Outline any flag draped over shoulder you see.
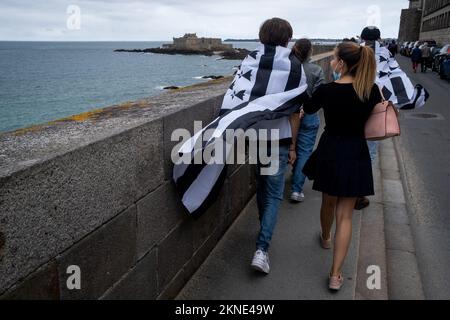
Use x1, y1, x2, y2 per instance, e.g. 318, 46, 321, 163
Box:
173, 44, 308, 218
371, 42, 429, 109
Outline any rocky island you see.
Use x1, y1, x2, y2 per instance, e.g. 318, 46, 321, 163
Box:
115, 33, 249, 60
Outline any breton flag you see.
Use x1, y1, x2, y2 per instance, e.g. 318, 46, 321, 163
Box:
173, 44, 308, 217
370, 41, 429, 109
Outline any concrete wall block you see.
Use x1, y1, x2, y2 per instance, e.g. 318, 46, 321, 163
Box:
56, 205, 137, 300
158, 269, 185, 300
101, 248, 158, 300
182, 224, 226, 287
130, 120, 166, 199
163, 96, 222, 179
157, 221, 194, 291
188, 176, 229, 252
190, 207, 221, 253
228, 164, 252, 222
227, 145, 250, 179
212, 95, 226, 117
1, 260, 59, 300
0, 119, 163, 294
136, 182, 186, 259
244, 164, 257, 204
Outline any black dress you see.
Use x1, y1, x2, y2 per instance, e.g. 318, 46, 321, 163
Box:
302, 82, 382, 197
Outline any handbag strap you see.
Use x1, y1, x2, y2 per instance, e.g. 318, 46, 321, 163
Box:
377, 84, 386, 102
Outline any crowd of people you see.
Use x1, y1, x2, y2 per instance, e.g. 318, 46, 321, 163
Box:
410, 42, 432, 73
248, 21, 420, 292
176, 19, 423, 293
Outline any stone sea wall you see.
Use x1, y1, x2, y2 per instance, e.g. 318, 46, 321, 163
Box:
0, 52, 333, 300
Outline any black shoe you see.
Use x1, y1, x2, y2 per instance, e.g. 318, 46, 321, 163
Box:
354, 197, 370, 210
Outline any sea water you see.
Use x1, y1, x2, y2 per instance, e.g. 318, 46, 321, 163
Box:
0, 41, 260, 133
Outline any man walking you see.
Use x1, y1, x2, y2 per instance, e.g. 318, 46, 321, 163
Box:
388, 40, 398, 57
411, 44, 422, 73
421, 42, 431, 73
357, 26, 425, 210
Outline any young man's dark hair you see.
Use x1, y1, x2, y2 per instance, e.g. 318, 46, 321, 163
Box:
259, 17, 293, 47
360, 26, 381, 41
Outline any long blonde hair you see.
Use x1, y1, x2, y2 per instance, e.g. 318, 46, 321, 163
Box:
336, 42, 376, 101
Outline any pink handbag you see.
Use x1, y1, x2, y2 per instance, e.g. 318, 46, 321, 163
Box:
365, 94, 400, 141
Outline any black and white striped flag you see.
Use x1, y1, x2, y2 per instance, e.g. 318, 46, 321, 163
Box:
371, 42, 429, 108
400, 84, 430, 110
173, 44, 308, 217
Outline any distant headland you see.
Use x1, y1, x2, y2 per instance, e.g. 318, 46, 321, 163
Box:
224, 38, 342, 44
115, 33, 250, 60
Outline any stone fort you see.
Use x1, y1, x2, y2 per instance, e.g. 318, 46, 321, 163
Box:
162, 33, 233, 51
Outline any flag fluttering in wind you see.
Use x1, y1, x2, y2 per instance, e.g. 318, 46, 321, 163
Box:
173, 44, 308, 218
372, 42, 429, 109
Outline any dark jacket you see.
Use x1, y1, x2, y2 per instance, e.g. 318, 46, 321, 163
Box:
411, 48, 422, 62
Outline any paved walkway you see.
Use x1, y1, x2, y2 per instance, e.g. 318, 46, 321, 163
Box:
176, 130, 385, 300
175, 56, 438, 300
391, 56, 450, 299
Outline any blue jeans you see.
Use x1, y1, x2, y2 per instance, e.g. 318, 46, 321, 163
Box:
255, 144, 289, 252
291, 114, 320, 193
367, 140, 379, 163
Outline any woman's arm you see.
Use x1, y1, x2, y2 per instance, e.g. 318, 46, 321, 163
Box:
303, 85, 324, 114
287, 90, 310, 164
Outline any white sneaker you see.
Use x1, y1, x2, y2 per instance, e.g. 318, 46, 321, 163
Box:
251, 249, 270, 274
290, 192, 305, 203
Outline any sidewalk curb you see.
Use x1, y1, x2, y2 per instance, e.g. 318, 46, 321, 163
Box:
380, 138, 425, 300
355, 151, 389, 300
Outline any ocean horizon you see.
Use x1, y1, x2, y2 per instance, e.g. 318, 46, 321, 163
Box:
0, 41, 266, 133
0, 40, 336, 133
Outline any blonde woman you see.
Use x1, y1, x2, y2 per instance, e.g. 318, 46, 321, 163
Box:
302, 42, 381, 291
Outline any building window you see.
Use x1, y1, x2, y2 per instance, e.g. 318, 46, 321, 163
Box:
423, 0, 450, 17
422, 8, 450, 31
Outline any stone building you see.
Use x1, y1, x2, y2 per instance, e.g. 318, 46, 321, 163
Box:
420, 0, 450, 45
398, 0, 450, 45
398, 0, 425, 43
163, 33, 233, 51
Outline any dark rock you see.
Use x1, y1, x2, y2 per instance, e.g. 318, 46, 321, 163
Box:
115, 48, 214, 56
114, 47, 250, 60
219, 49, 250, 60
202, 75, 224, 80
163, 86, 180, 90
114, 49, 144, 53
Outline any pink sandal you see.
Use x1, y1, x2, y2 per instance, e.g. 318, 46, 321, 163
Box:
329, 273, 344, 291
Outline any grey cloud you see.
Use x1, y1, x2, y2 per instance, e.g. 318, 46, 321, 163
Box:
0, 0, 408, 41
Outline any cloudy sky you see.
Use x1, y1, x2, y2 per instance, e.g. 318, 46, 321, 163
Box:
0, 0, 410, 41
